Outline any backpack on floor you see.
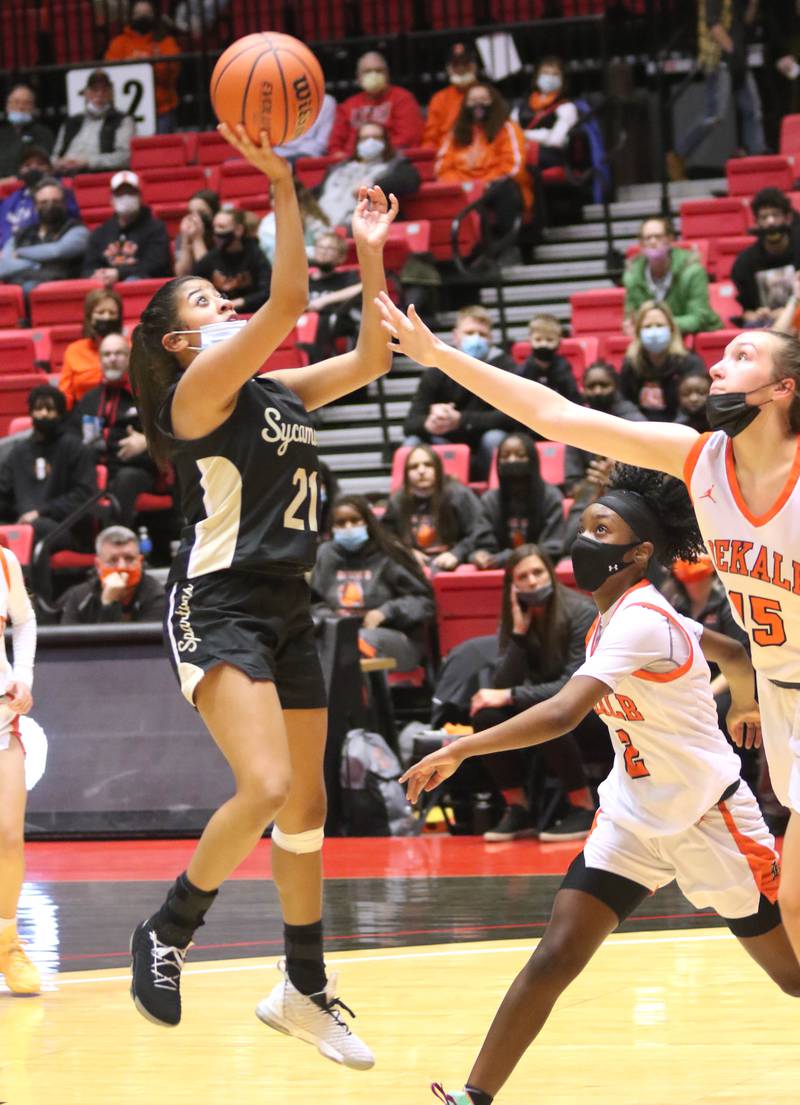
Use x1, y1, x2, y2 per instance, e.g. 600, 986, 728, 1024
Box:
339, 728, 416, 837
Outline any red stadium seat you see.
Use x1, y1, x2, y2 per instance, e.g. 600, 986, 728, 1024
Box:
707, 281, 742, 327
80, 205, 115, 232
117, 279, 173, 322
710, 235, 755, 281
342, 221, 432, 272
433, 569, 504, 656
47, 324, 83, 373
294, 156, 339, 190
261, 348, 310, 372
196, 130, 237, 167
152, 202, 187, 238
0, 332, 37, 374
217, 160, 269, 208
569, 288, 625, 336
72, 173, 114, 212
140, 167, 206, 206
135, 465, 174, 516
0, 525, 34, 565
598, 333, 631, 371
0, 286, 25, 328
780, 114, 800, 158
30, 280, 101, 327
7, 416, 31, 435
726, 155, 795, 197
679, 197, 749, 240
131, 135, 190, 171
404, 146, 436, 182
0, 375, 49, 435
390, 444, 471, 493
401, 182, 483, 262
692, 328, 744, 369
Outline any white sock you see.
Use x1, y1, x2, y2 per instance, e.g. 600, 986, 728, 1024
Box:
0, 916, 16, 935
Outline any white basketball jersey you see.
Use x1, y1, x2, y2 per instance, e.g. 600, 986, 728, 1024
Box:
684, 431, 800, 683
0, 545, 35, 692
575, 581, 741, 837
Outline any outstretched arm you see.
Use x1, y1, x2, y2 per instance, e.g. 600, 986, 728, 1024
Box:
376, 295, 698, 481
399, 674, 607, 803
271, 186, 399, 411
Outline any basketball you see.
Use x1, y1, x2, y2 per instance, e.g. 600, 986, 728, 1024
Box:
210, 32, 325, 147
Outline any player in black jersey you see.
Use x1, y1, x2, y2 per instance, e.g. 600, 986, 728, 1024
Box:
126, 122, 398, 1069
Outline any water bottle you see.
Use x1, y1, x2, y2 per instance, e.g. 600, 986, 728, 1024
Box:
471, 792, 494, 836
34, 457, 46, 481
137, 525, 152, 563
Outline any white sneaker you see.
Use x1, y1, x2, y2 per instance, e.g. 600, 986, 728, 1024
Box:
255, 960, 375, 1070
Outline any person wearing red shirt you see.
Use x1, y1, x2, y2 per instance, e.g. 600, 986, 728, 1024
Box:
422, 42, 480, 151
327, 52, 423, 159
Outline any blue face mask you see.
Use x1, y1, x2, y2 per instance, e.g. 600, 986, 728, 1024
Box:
7, 111, 33, 126
640, 325, 671, 354
460, 333, 490, 360
333, 524, 369, 553
537, 74, 562, 95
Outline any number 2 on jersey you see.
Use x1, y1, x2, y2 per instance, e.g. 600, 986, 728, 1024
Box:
284, 468, 319, 532
728, 590, 787, 647
616, 728, 650, 779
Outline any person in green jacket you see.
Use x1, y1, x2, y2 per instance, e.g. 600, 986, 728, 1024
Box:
623, 215, 722, 335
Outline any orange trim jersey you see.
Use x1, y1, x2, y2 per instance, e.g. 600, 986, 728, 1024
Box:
684, 429, 800, 682
575, 582, 740, 837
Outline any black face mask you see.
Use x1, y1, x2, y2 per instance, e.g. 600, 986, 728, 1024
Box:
516, 582, 553, 610
21, 168, 44, 189
214, 231, 236, 251
498, 459, 530, 480
467, 104, 489, 122
585, 391, 615, 413
316, 260, 336, 274
532, 345, 556, 365
38, 204, 67, 228
92, 317, 121, 338
31, 415, 61, 441
705, 390, 769, 438
753, 224, 790, 245
131, 16, 155, 33
570, 534, 640, 592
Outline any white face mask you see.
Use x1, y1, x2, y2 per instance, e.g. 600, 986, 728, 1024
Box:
170, 319, 247, 352
537, 73, 562, 95
86, 100, 111, 117
102, 366, 126, 382
113, 194, 140, 217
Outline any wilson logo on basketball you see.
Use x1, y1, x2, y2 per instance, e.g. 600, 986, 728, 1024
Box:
258, 81, 273, 128
293, 74, 313, 134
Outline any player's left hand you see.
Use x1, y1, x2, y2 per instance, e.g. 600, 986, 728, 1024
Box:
727, 699, 762, 750
351, 186, 399, 252
4, 681, 32, 715
377, 293, 443, 367
399, 742, 465, 804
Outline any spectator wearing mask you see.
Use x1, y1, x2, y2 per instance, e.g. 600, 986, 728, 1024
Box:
0, 385, 96, 552
0, 177, 89, 291
422, 42, 480, 151
173, 188, 219, 278
436, 82, 532, 251
563, 361, 645, 496
52, 69, 134, 175
83, 170, 171, 287
0, 146, 80, 249
731, 187, 800, 326
73, 332, 158, 529
402, 305, 518, 479
0, 84, 54, 183
192, 205, 270, 314
318, 122, 420, 231
60, 525, 165, 624
674, 370, 712, 433
469, 433, 565, 569
383, 445, 487, 572
305, 231, 362, 362
328, 51, 423, 158
105, 1, 181, 134
623, 215, 722, 335
274, 93, 337, 162
518, 313, 580, 404
257, 180, 330, 266
59, 288, 124, 410
619, 300, 706, 421
514, 56, 578, 170
469, 544, 599, 841
311, 495, 435, 672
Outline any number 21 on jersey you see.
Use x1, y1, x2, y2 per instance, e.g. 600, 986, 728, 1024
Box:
284, 467, 319, 532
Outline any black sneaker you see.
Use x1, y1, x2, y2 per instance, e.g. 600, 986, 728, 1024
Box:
483, 804, 536, 842
130, 920, 191, 1027
538, 806, 595, 842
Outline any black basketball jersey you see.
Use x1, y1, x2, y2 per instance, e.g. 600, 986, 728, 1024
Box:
159, 374, 320, 580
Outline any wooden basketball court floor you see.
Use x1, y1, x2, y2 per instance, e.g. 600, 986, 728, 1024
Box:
3, 836, 799, 1105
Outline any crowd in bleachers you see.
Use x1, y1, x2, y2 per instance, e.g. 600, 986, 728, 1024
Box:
2, 2, 799, 838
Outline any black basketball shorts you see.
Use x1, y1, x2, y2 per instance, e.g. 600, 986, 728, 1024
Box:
164, 569, 327, 710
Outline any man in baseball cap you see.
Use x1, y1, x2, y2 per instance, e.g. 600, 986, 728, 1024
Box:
53, 67, 134, 175
82, 164, 170, 287
422, 42, 480, 150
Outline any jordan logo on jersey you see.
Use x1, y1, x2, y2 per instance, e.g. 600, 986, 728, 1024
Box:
261, 406, 318, 456
699, 484, 716, 503
175, 584, 202, 653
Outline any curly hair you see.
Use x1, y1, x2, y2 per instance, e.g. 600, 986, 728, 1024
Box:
606, 463, 706, 566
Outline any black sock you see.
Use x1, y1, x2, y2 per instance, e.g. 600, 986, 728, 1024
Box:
464, 1086, 493, 1105
149, 871, 218, 948
284, 920, 326, 998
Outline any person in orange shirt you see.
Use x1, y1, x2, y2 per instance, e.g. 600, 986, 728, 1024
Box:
58, 288, 123, 410
422, 42, 480, 151
436, 82, 532, 259
105, 1, 181, 133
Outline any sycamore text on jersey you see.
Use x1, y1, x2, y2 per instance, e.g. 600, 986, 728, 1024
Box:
261, 407, 319, 456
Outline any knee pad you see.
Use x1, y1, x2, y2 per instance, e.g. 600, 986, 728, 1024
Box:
271, 824, 324, 854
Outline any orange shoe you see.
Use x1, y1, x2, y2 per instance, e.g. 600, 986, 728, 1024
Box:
0, 925, 41, 995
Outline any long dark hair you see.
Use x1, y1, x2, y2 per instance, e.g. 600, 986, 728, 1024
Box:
453, 82, 509, 146
128, 275, 196, 467
496, 433, 547, 546
498, 543, 570, 680
395, 444, 461, 549
332, 493, 432, 590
